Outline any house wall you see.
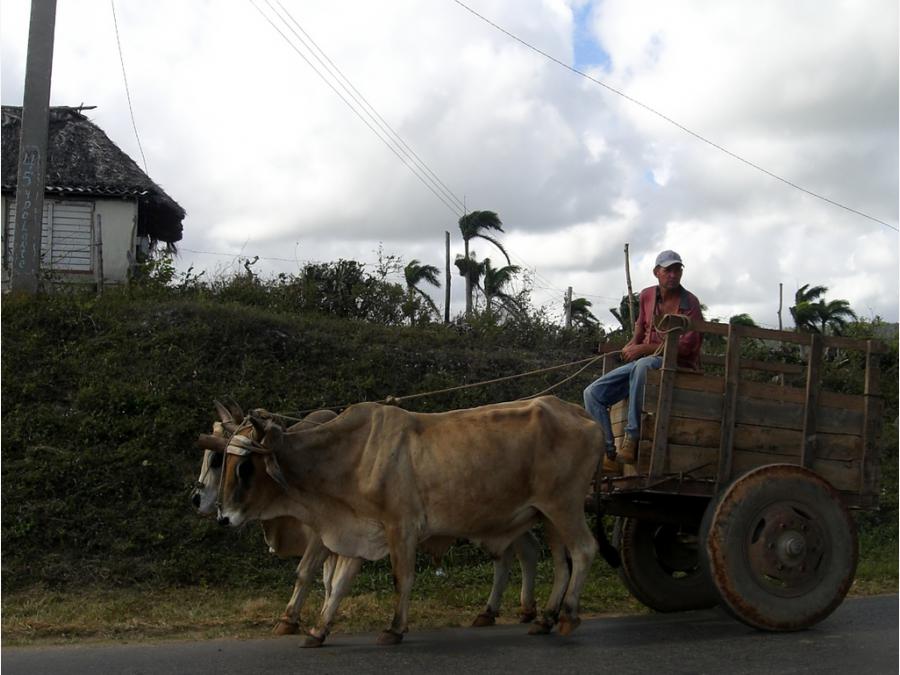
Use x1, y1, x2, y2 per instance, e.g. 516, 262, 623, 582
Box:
95, 199, 137, 284
1, 195, 137, 287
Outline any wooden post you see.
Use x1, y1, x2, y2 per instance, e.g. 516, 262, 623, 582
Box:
564, 286, 572, 328
11, 0, 57, 293
444, 230, 450, 323
716, 323, 743, 490
624, 243, 635, 336
800, 333, 823, 468
649, 328, 680, 478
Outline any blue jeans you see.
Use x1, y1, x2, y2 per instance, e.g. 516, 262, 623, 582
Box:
583, 356, 662, 456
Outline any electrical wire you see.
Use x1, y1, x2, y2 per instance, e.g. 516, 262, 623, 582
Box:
110, 0, 148, 174
452, 0, 898, 233
248, 0, 464, 218
271, 0, 466, 215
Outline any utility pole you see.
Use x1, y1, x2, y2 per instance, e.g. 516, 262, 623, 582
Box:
777, 282, 784, 331
564, 286, 572, 328
11, 0, 57, 294
444, 231, 451, 323
624, 243, 635, 336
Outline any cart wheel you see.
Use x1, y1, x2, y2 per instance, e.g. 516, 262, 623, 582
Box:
706, 464, 858, 631
615, 516, 719, 612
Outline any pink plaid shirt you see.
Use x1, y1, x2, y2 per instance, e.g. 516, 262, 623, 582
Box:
633, 285, 703, 370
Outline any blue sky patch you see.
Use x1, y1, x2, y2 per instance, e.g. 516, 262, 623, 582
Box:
572, 2, 611, 71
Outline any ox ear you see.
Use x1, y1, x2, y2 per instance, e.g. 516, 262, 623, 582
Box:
263, 455, 290, 492
259, 422, 289, 491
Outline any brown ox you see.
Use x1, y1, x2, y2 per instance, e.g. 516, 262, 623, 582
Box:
214, 396, 601, 645
194, 402, 539, 645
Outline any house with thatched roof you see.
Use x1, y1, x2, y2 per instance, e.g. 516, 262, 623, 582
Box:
1, 105, 184, 287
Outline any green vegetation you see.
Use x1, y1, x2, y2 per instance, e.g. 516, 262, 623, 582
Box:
2, 261, 896, 645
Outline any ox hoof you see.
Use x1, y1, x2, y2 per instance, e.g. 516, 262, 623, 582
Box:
557, 616, 582, 636
527, 619, 554, 636
273, 620, 299, 636
518, 606, 538, 624
472, 611, 498, 627
302, 634, 325, 648
376, 629, 404, 646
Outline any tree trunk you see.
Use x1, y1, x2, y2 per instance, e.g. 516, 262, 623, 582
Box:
464, 239, 472, 318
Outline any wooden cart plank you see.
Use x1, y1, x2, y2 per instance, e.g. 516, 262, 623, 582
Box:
649, 330, 681, 478
861, 340, 883, 499
801, 334, 823, 468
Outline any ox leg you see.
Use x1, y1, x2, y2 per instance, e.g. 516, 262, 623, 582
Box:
473, 547, 515, 627
304, 555, 363, 648
274, 541, 331, 635
513, 531, 539, 623
529, 522, 568, 635
544, 509, 598, 637
322, 554, 338, 606
378, 530, 417, 645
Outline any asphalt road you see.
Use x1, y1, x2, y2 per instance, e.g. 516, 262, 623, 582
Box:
4, 595, 897, 675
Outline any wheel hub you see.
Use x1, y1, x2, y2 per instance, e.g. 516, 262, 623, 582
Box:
746, 504, 827, 595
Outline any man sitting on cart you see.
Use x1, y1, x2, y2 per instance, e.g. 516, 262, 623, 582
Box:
583, 250, 703, 467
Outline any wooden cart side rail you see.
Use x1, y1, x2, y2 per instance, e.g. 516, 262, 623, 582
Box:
688, 318, 888, 353
639, 316, 884, 502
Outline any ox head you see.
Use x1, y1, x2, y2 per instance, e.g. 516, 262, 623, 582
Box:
207, 416, 291, 528
191, 400, 244, 515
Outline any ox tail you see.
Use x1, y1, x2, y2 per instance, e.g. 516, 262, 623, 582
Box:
592, 492, 621, 568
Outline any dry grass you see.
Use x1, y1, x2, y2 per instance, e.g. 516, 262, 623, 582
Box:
3, 541, 894, 647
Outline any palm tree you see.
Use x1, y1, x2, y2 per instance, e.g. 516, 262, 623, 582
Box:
816, 298, 856, 335
790, 284, 828, 332
403, 259, 441, 323
790, 284, 856, 334
569, 297, 599, 329
454, 253, 486, 313
729, 313, 757, 327
458, 211, 510, 317
609, 292, 640, 335
480, 258, 521, 316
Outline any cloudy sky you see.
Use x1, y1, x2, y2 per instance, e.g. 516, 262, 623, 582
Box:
2, 0, 897, 328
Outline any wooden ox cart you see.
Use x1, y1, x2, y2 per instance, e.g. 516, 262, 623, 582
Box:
593, 316, 885, 631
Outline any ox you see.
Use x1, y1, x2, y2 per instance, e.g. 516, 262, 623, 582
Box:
193, 402, 539, 645
214, 396, 602, 645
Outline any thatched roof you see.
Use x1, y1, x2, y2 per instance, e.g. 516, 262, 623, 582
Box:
1, 105, 184, 244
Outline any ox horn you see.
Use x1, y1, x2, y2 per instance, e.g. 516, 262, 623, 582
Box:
196, 433, 229, 453
224, 397, 245, 423
213, 399, 241, 433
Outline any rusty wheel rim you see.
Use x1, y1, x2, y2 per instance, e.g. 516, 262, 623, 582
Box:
744, 502, 829, 598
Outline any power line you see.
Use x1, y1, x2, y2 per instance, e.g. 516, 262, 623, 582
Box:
270, 0, 466, 215
110, 0, 148, 174
452, 0, 898, 233
248, 0, 464, 218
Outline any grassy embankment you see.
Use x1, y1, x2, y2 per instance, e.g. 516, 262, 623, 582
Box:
2, 289, 896, 646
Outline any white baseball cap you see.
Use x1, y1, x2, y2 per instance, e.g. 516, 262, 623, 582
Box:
655, 250, 683, 268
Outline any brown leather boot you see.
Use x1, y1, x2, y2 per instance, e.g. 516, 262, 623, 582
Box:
601, 454, 622, 475
617, 435, 637, 464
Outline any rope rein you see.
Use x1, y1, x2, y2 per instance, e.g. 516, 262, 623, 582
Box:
267, 314, 693, 424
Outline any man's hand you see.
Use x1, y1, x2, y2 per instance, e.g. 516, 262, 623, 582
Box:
621, 342, 656, 362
